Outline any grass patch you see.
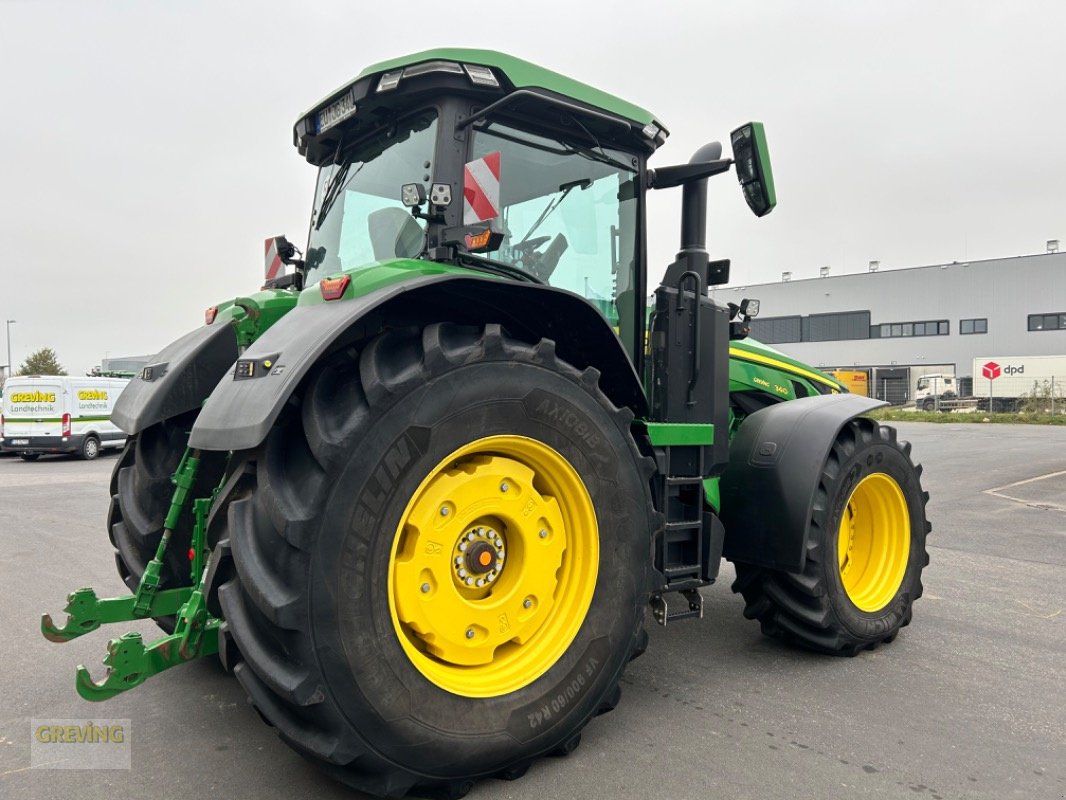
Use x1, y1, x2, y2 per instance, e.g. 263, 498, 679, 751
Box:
868, 409, 1066, 425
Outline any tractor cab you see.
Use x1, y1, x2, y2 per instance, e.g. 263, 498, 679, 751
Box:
289, 49, 773, 368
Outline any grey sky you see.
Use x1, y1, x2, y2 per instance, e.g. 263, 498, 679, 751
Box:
2, 1, 1063, 375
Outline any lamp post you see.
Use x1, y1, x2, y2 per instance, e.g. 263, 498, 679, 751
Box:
5, 319, 15, 378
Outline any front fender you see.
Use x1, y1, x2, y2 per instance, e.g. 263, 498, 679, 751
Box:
112, 322, 240, 435
189, 273, 646, 452
719, 393, 886, 571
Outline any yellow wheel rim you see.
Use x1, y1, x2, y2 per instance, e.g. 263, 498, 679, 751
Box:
387, 435, 598, 697
836, 473, 910, 612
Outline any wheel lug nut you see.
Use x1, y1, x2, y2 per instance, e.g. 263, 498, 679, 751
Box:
440, 506, 450, 517
466, 628, 475, 639
476, 578, 484, 587
523, 597, 533, 609
500, 482, 509, 492
465, 577, 474, 586
459, 542, 467, 551
458, 569, 467, 578
468, 532, 476, 541
539, 529, 548, 539
420, 583, 431, 593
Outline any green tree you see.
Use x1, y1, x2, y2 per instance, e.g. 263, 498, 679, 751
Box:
18, 347, 67, 376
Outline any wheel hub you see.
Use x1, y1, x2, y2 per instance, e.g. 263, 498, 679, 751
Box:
455, 526, 505, 584
837, 472, 910, 612
388, 435, 598, 697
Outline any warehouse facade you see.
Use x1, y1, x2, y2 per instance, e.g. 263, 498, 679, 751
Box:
719, 250, 1066, 404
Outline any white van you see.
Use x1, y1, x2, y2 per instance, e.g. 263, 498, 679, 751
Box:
0, 375, 130, 460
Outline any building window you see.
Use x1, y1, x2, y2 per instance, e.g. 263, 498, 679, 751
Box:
877, 319, 948, 338
960, 318, 988, 335
1028, 313, 1066, 331
805, 311, 871, 342
748, 315, 802, 344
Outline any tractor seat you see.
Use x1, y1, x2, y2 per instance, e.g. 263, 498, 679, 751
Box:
368, 207, 425, 261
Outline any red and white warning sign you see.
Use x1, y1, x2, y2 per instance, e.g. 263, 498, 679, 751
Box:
982, 361, 1001, 380
264, 237, 284, 281
463, 151, 501, 225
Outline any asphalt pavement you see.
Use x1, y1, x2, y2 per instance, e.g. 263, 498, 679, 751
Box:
1, 422, 1063, 800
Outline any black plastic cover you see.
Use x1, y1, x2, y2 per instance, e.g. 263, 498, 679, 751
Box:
648, 286, 730, 477
111, 322, 239, 435
719, 393, 886, 571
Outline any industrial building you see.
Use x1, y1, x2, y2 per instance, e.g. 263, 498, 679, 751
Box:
720, 246, 1066, 405
92, 354, 153, 377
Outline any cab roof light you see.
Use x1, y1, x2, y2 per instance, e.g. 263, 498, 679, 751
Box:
377, 70, 403, 92
641, 121, 669, 145
377, 60, 497, 93
319, 275, 351, 301
463, 64, 499, 87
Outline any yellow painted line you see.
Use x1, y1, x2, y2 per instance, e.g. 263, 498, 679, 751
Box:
729, 347, 840, 389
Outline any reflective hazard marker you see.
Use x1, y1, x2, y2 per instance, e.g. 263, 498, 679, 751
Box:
463, 151, 501, 225
264, 237, 284, 281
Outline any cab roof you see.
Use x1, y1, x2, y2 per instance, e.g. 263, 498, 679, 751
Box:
354, 48, 660, 128
295, 49, 668, 164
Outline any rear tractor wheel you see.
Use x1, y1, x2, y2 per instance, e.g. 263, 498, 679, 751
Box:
732, 418, 930, 655
217, 323, 655, 798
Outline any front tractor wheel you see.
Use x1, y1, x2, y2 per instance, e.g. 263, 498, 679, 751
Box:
732, 418, 930, 655
218, 323, 654, 798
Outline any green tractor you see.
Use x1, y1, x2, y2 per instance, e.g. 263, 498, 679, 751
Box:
43, 49, 929, 798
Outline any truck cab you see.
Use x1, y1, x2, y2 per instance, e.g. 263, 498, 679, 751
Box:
915, 372, 957, 411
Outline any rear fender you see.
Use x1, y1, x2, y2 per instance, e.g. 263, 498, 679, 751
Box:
189, 274, 646, 452
719, 394, 886, 571
111, 322, 240, 435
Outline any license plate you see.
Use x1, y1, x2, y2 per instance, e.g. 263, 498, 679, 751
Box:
316, 91, 357, 133
11, 439, 29, 445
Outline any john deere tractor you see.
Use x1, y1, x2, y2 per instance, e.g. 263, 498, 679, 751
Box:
42, 49, 929, 798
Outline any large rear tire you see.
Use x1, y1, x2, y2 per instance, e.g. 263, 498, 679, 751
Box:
217, 323, 654, 798
731, 418, 930, 655
108, 410, 224, 630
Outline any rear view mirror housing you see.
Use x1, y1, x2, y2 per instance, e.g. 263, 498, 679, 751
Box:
730, 122, 776, 217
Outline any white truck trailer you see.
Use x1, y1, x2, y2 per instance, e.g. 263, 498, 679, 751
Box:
914, 355, 1066, 412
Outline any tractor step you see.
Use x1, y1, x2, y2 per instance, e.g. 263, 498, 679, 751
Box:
650, 589, 704, 625
650, 463, 725, 594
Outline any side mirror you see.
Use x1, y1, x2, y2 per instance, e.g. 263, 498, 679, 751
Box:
730, 122, 776, 217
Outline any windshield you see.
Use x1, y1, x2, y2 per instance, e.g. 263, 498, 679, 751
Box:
470, 123, 640, 355
305, 111, 438, 284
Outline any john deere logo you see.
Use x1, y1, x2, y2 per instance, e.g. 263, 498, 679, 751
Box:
982, 362, 1001, 380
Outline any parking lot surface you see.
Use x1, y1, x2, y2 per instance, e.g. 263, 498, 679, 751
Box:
1, 422, 1063, 799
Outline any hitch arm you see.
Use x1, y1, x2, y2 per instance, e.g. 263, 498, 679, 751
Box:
41, 587, 192, 642
74, 617, 220, 702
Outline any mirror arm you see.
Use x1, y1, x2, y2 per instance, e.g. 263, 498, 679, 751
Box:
646, 159, 732, 190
